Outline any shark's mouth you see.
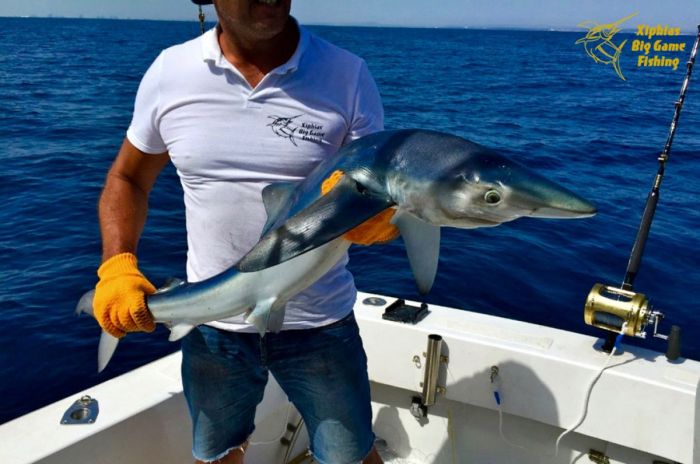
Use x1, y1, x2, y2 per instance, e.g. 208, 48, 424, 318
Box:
444, 216, 504, 228
255, 0, 280, 5
465, 218, 502, 227
441, 210, 505, 228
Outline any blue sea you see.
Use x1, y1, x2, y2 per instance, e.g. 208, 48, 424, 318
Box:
1, 17, 699, 424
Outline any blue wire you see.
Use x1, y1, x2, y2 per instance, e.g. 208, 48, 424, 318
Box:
614, 332, 624, 349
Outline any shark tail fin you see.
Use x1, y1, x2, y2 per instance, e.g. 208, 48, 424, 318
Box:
76, 289, 96, 317
76, 289, 120, 372
98, 331, 120, 373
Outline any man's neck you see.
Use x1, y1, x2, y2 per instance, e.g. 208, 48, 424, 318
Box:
217, 19, 299, 86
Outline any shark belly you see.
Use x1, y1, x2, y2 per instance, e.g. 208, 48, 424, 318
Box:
147, 238, 352, 330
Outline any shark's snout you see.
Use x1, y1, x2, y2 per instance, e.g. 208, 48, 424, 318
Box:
509, 174, 597, 219
529, 201, 597, 219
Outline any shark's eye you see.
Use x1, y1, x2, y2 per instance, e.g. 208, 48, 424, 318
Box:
484, 190, 501, 205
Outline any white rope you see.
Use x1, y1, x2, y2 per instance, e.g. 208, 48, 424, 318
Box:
553, 323, 627, 456
496, 405, 528, 451
491, 323, 627, 460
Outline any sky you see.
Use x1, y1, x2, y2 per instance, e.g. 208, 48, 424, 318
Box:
0, 0, 698, 32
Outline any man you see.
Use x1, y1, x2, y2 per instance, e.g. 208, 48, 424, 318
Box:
93, 0, 388, 463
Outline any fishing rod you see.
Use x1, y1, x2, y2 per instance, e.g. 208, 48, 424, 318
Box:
583, 25, 700, 359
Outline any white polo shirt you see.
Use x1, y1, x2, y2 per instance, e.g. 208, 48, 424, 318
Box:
126, 23, 384, 331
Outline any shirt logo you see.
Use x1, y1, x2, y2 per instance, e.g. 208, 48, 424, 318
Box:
267, 114, 326, 146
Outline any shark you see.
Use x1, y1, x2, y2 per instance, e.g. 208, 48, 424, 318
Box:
78, 129, 596, 371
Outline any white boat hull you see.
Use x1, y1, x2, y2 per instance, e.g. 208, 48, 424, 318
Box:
2, 292, 698, 463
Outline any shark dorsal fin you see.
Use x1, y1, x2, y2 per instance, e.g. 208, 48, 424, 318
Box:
261, 182, 297, 236
156, 277, 185, 294
391, 209, 441, 295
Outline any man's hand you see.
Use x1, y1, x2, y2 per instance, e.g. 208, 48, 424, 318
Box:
321, 170, 400, 245
343, 208, 399, 245
93, 253, 157, 338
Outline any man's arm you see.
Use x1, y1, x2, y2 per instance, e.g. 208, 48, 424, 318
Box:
99, 138, 169, 261
93, 138, 169, 338
337, 60, 397, 245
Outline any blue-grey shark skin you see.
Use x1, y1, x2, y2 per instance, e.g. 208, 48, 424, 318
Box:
77, 129, 596, 372
78, 238, 353, 372
237, 129, 597, 272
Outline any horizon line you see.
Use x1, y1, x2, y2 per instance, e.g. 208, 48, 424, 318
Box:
2, 15, 698, 35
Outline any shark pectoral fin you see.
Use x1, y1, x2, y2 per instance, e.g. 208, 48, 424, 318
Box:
98, 331, 120, 373
261, 182, 298, 237
237, 176, 395, 272
168, 323, 196, 342
245, 297, 287, 335
392, 210, 441, 295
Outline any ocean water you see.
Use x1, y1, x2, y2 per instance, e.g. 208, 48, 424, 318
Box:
1, 17, 699, 424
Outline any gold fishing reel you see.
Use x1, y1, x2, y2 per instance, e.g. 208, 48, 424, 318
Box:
584, 283, 681, 359
584, 284, 653, 338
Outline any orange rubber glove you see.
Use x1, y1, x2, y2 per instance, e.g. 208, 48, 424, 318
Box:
321, 170, 400, 245
93, 253, 156, 338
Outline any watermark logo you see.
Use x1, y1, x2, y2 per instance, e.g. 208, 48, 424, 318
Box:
575, 12, 638, 80
576, 13, 687, 80
631, 25, 685, 71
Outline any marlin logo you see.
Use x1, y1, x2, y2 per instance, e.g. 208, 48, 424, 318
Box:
267, 114, 302, 146
78, 130, 596, 372
576, 12, 638, 80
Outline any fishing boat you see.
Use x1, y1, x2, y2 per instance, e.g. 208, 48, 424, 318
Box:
2, 4, 698, 463
1, 290, 698, 463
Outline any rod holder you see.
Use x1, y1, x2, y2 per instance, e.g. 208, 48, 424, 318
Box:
411, 334, 448, 419
422, 334, 444, 407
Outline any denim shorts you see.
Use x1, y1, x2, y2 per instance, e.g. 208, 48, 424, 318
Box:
180, 312, 375, 464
